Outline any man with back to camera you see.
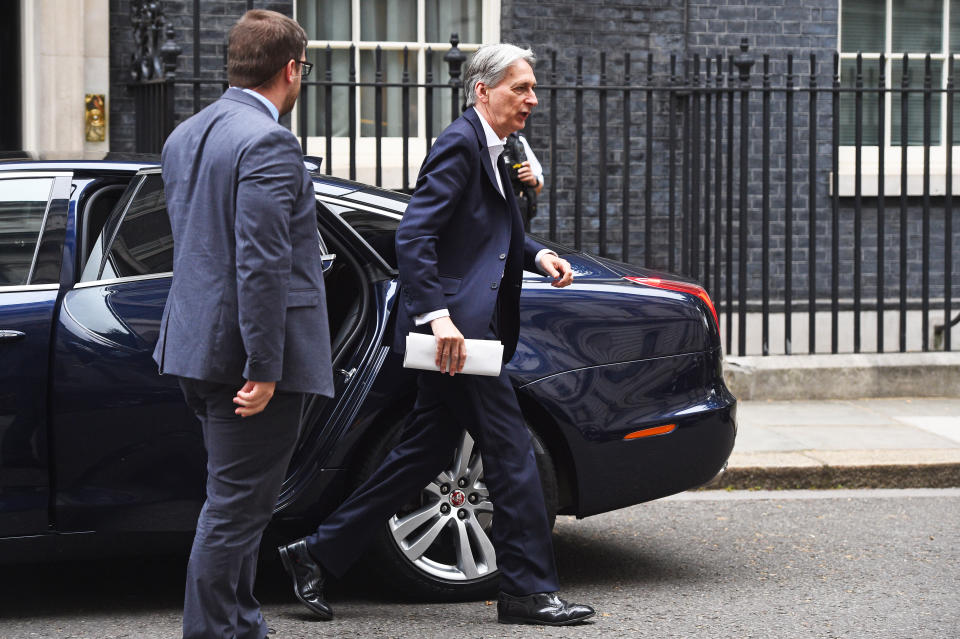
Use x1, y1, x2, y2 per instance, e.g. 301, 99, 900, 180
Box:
154, 10, 333, 639
276, 43, 596, 627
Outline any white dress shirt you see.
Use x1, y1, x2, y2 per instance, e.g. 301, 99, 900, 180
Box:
414, 108, 557, 327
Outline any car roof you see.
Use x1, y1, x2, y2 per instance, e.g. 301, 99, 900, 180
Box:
0, 159, 157, 174
1, 157, 410, 212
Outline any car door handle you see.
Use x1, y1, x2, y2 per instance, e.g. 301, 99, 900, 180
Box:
0, 330, 26, 343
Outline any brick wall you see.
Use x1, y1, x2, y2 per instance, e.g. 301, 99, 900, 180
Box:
109, 0, 291, 153
499, 0, 958, 307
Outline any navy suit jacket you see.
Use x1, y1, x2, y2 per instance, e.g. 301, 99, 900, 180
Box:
154, 88, 334, 397
394, 108, 546, 363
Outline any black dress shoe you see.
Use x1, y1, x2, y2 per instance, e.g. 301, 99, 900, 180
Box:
277, 539, 334, 620
497, 591, 595, 626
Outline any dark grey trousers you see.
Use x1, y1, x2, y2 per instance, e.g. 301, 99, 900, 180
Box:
305, 368, 560, 596
178, 378, 302, 639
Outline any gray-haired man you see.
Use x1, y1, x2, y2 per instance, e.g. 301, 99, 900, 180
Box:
276, 43, 594, 626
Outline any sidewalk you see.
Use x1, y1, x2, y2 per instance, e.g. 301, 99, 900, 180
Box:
709, 397, 960, 489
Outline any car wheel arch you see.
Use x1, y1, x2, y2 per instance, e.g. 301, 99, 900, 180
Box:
515, 388, 580, 517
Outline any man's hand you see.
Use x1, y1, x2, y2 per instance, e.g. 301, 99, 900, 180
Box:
430, 315, 466, 376
233, 380, 276, 417
540, 254, 574, 288
517, 161, 539, 187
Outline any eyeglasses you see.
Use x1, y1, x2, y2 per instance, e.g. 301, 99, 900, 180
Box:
297, 59, 313, 77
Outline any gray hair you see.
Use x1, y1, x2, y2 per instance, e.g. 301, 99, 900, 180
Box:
463, 44, 536, 108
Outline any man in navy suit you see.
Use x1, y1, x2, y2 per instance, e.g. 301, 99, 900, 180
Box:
278, 44, 595, 627
155, 10, 333, 639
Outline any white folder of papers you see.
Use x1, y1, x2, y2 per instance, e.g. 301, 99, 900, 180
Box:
403, 333, 504, 377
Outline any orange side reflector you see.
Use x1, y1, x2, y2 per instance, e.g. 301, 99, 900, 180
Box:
623, 424, 677, 440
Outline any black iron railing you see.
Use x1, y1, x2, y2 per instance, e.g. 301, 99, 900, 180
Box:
132, 32, 959, 357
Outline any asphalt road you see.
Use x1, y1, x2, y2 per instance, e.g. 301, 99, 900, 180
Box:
1, 488, 957, 639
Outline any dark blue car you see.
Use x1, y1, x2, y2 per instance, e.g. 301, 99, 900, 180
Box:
0, 160, 735, 598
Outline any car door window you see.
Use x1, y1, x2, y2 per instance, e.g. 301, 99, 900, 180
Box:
322, 202, 400, 269
0, 177, 53, 286
102, 174, 173, 280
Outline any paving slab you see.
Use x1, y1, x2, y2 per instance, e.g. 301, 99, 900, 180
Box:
706, 397, 960, 490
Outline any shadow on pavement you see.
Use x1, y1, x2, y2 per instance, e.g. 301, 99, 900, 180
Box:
0, 515, 723, 618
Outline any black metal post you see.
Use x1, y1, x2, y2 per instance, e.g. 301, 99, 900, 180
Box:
703, 56, 712, 293
599, 52, 608, 257
575, 55, 584, 251
645, 53, 654, 267
669, 55, 677, 272
549, 51, 558, 241
854, 53, 864, 353
726, 54, 735, 354
762, 54, 771, 355
682, 58, 691, 275
193, 0, 200, 114
374, 46, 383, 186
299, 71, 309, 153
900, 54, 910, 352
692, 54, 702, 281
349, 44, 357, 180
735, 40, 754, 356
947, 55, 955, 352
402, 47, 411, 192
426, 48, 434, 155
622, 52, 632, 262
785, 54, 794, 354
922, 54, 932, 351
714, 54, 723, 324
809, 54, 818, 353
445, 34, 466, 123
877, 54, 886, 349
831, 52, 840, 353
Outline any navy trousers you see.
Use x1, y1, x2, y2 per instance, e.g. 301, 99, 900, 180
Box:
178, 378, 303, 639
304, 367, 560, 596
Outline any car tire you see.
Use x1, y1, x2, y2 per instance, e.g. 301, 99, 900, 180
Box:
357, 421, 558, 601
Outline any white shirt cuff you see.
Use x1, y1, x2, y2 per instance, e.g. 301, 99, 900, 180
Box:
535, 248, 558, 274
415, 309, 450, 326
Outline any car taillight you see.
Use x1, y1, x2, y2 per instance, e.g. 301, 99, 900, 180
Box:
622, 276, 720, 335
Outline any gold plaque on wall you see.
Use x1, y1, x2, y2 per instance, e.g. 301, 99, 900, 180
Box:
85, 94, 106, 142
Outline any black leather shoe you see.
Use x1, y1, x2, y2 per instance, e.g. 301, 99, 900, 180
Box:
497, 591, 595, 626
277, 539, 334, 620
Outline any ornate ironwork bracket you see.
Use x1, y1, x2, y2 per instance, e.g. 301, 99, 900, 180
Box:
129, 0, 181, 82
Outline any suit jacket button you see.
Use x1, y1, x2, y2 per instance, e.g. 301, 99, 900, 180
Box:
499, 253, 506, 260
490, 282, 498, 290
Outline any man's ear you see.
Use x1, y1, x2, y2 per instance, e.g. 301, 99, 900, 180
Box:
475, 82, 487, 104
284, 58, 298, 83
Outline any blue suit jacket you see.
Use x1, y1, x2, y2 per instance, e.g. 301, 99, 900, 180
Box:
154, 88, 334, 397
394, 108, 546, 363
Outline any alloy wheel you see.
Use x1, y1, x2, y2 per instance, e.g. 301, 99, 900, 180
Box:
387, 430, 497, 581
